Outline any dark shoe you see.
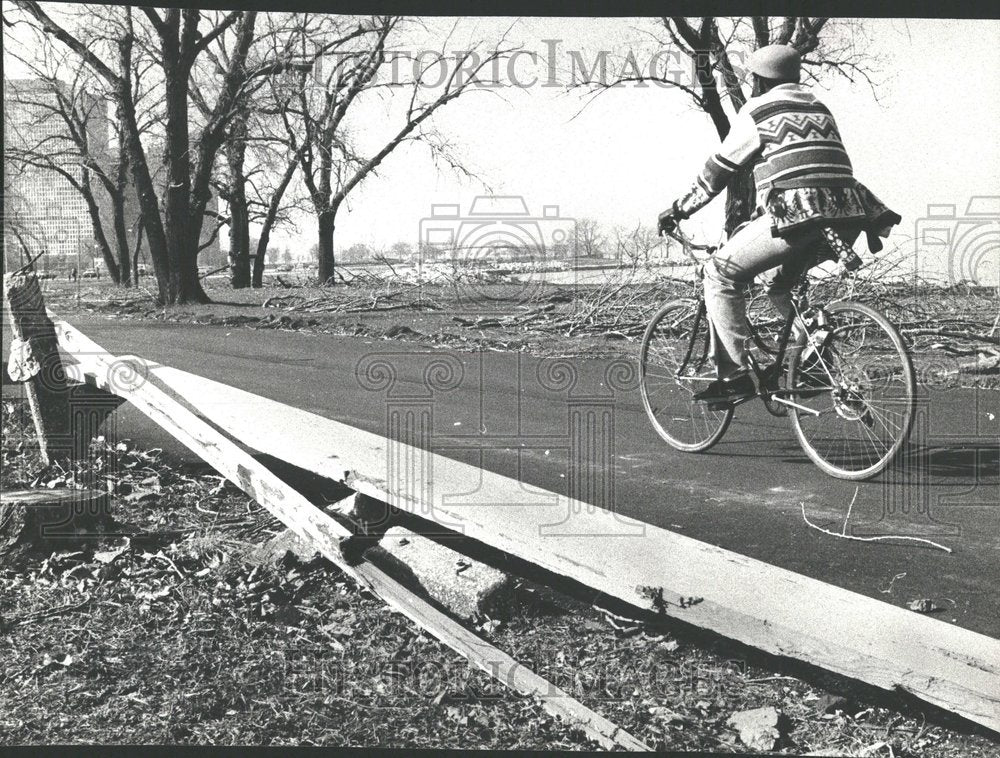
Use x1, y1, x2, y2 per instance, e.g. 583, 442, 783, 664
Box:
693, 373, 756, 406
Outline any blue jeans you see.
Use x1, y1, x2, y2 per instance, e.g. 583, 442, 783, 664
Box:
703, 215, 861, 378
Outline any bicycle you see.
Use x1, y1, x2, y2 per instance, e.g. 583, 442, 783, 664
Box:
638, 222, 916, 481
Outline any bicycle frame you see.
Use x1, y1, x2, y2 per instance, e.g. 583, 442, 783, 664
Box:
662, 225, 825, 416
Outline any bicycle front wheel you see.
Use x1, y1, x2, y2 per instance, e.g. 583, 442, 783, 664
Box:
788, 301, 916, 480
639, 299, 733, 452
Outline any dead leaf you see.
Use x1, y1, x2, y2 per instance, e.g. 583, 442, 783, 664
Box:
320, 612, 356, 638
479, 619, 502, 635
136, 586, 171, 602
860, 741, 892, 756
94, 539, 131, 564
815, 694, 848, 714
44, 652, 74, 667
727, 706, 783, 752
648, 706, 688, 724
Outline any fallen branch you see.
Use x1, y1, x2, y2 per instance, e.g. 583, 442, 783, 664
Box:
3, 595, 93, 629
800, 491, 953, 553
900, 328, 1000, 346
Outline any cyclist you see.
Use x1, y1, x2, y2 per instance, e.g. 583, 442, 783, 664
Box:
656, 44, 901, 405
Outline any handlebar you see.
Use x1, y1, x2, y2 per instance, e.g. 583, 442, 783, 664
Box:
661, 222, 718, 264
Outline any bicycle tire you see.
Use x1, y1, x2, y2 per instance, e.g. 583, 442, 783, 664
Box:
787, 301, 916, 480
639, 299, 733, 452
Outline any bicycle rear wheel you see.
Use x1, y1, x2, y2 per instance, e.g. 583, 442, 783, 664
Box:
788, 301, 916, 480
639, 299, 733, 452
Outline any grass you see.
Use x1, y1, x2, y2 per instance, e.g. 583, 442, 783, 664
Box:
3, 398, 999, 752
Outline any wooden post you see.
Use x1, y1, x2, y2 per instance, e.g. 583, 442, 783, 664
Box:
3, 269, 72, 465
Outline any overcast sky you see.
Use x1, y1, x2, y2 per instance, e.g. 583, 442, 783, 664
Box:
4, 12, 998, 279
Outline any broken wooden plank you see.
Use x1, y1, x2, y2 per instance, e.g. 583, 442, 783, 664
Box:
49, 319, 647, 751
349, 559, 650, 750
50, 324, 354, 565
51, 317, 1000, 734
3, 270, 72, 464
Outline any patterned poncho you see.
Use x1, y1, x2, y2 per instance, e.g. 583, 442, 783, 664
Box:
671, 83, 901, 249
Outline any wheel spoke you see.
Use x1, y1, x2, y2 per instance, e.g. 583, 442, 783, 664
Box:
790, 302, 915, 479
640, 301, 732, 452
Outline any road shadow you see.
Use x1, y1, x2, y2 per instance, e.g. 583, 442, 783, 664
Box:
896, 444, 999, 480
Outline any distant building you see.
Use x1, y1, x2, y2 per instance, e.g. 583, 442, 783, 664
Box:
3, 78, 109, 273
3, 77, 221, 276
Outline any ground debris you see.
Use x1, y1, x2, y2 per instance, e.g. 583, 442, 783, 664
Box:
726, 705, 785, 751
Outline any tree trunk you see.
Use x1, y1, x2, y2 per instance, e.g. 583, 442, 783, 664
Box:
252, 146, 304, 288
163, 50, 193, 304
131, 221, 144, 286
317, 212, 336, 285
80, 171, 122, 284
115, 75, 169, 301
2, 489, 115, 562
176, 252, 208, 304
724, 167, 757, 238
251, 242, 266, 288
721, 76, 763, 238
229, 209, 251, 289
111, 192, 131, 287
227, 136, 251, 289
112, 136, 132, 287
694, 80, 759, 238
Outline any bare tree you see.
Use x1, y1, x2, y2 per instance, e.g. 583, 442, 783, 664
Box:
573, 218, 606, 258
613, 223, 661, 269
4, 30, 149, 286
389, 240, 413, 261
194, 12, 372, 288
282, 16, 515, 284
574, 17, 883, 236
14, 2, 260, 303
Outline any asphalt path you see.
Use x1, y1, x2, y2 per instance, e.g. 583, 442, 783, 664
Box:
3, 316, 997, 636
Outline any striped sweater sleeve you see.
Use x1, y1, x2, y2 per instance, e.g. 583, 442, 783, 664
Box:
673, 108, 762, 218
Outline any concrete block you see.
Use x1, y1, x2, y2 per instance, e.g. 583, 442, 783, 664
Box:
366, 526, 516, 620
324, 492, 393, 536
